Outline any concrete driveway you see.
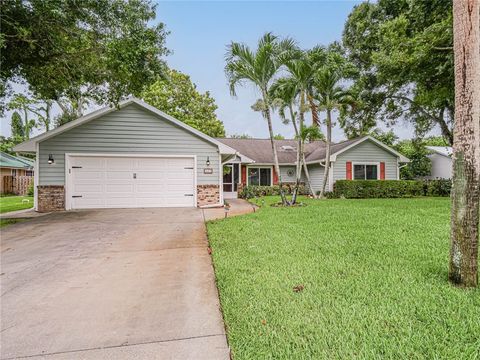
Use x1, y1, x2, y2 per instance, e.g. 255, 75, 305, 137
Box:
1, 208, 229, 359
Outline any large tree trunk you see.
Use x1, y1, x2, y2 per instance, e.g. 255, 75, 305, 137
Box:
319, 109, 332, 199
449, 0, 480, 288
263, 91, 288, 205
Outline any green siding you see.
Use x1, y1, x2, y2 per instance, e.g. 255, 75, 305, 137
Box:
333, 140, 398, 181
307, 164, 329, 193
39, 104, 220, 186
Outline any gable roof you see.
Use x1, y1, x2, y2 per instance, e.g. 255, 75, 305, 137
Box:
326, 136, 410, 163
13, 98, 238, 155
0, 151, 35, 169
217, 135, 410, 164
426, 146, 452, 158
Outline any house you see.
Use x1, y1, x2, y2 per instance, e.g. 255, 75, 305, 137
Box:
13, 98, 409, 212
218, 136, 409, 198
0, 151, 35, 194
425, 146, 452, 179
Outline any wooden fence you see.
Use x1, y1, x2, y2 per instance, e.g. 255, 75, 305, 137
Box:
2, 176, 34, 196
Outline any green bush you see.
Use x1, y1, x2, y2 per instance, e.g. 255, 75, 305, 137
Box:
423, 179, 452, 197
239, 184, 308, 199
333, 180, 425, 198
332, 179, 451, 199
27, 182, 34, 196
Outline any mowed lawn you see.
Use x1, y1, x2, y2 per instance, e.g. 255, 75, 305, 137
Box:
207, 197, 480, 359
0, 195, 33, 214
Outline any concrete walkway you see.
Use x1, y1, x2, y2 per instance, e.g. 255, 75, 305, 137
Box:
202, 198, 257, 221
0, 208, 49, 220
1, 208, 230, 360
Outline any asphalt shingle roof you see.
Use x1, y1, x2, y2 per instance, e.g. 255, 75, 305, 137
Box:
216, 137, 367, 164
0, 152, 35, 169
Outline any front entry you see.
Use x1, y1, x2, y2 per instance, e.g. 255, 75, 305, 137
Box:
223, 163, 239, 199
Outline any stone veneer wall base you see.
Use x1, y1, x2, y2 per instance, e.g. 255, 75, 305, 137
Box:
38, 185, 65, 212
197, 184, 220, 207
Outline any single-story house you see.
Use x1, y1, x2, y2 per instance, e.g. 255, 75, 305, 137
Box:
14, 98, 409, 212
425, 146, 452, 179
0, 151, 35, 194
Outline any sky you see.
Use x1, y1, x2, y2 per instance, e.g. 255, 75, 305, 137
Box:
154, 0, 421, 141
2, 0, 429, 141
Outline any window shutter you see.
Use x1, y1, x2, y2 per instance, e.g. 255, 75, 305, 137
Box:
241, 165, 247, 184
346, 162, 352, 180
380, 162, 385, 180
273, 167, 279, 185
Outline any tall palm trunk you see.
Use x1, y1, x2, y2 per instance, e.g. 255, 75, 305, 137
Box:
319, 108, 332, 198
449, 0, 480, 288
289, 105, 301, 204
302, 153, 315, 197
307, 93, 320, 127
263, 90, 288, 205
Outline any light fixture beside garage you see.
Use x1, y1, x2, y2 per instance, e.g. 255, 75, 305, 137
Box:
206, 156, 211, 167
48, 154, 55, 164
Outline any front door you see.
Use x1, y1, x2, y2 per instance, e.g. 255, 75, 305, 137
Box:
223, 164, 239, 199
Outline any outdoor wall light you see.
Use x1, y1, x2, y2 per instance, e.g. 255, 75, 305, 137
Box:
48, 154, 55, 164
206, 156, 211, 166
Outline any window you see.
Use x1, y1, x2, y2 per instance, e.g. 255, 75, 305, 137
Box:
11, 169, 17, 176
353, 164, 378, 180
26, 170, 34, 176
248, 167, 272, 186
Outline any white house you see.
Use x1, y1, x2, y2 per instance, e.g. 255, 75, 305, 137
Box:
426, 146, 453, 179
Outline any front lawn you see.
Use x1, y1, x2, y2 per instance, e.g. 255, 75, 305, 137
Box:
0, 195, 34, 214
207, 197, 480, 359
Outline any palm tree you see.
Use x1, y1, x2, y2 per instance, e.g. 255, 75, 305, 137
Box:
274, 51, 323, 199
225, 33, 295, 205
314, 67, 354, 198
270, 77, 307, 203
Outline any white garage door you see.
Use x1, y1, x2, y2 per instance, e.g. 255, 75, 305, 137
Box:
68, 156, 195, 209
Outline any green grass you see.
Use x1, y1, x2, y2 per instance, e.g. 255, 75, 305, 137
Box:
207, 197, 480, 359
0, 219, 22, 228
0, 195, 33, 214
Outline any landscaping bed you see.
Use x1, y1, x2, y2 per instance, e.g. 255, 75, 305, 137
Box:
207, 197, 479, 359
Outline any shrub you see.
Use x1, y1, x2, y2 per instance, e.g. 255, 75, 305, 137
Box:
333, 180, 424, 198
423, 179, 452, 197
332, 179, 452, 199
239, 184, 308, 199
27, 182, 34, 196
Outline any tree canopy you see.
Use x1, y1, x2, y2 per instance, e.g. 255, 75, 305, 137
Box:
1, 0, 169, 112
142, 69, 226, 137
343, 0, 454, 144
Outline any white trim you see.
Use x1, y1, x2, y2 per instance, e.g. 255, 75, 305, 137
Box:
246, 165, 273, 186
34, 142, 39, 211
351, 161, 380, 180
13, 98, 238, 156
64, 153, 198, 210
330, 136, 410, 163
218, 153, 223, 205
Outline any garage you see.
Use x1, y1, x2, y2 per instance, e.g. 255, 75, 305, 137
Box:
66, 155, 196, 209
14, 98, 239, 211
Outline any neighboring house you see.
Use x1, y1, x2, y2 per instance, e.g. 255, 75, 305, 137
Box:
14, 98, 409, 212
425, 146, 453, 179
0, 151, 35, 194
